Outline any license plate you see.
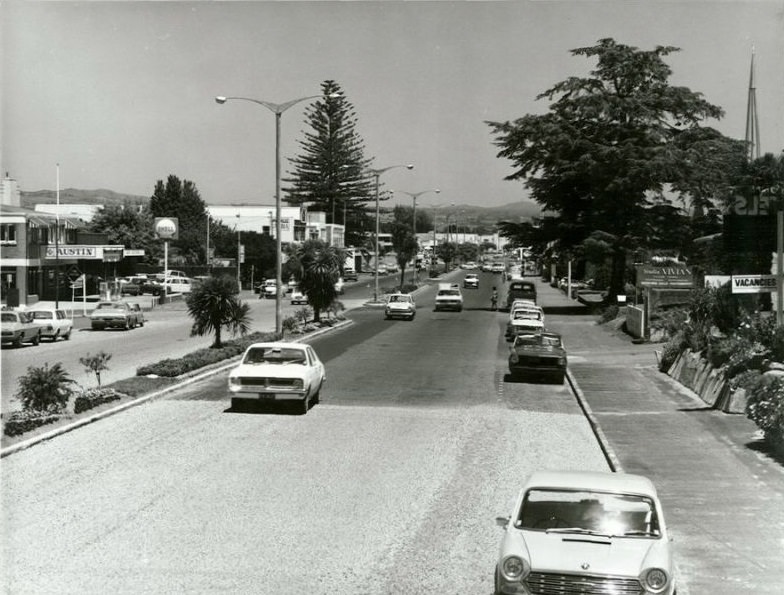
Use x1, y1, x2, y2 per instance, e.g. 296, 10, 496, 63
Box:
258, 393, 275, 400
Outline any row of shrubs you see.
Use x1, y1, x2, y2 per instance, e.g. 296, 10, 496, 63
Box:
650, 285, 784, 456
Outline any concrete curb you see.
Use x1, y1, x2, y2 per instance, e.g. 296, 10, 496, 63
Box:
566, 368, 624, 473
0, 319, 353, 458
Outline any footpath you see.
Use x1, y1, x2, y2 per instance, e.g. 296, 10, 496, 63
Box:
537, 280, 784, 595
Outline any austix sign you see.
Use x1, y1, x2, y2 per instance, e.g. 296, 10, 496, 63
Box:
731, 274, 778, 294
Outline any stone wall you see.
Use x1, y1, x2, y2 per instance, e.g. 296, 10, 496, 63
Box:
666, 349, 748, 413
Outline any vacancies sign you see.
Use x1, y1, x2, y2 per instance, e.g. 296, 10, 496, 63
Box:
731, 275, 778, 294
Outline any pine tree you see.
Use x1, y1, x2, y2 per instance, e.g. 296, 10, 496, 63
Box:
283, 80, 375, 236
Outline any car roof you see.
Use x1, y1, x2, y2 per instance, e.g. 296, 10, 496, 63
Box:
522, 470, 657, 497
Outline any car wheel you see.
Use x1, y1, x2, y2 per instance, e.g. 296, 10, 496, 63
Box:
63, 328, 71, 340
124, 319, 131, 330
312, 389, 320, 405
14, 335, 23, 348
51, 330, 60, 342
300, 395, 309, 415
138, 318, 144, 327
31, 332, 40, 346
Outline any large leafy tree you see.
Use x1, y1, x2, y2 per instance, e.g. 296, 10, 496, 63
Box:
390, 206, 418, 286
487, 38, 742, 297
150, 175, 209, 264
283, 80, 376, 234
186, 275, 251, 348
292, 239, 343, 322
88, 200, 160, 265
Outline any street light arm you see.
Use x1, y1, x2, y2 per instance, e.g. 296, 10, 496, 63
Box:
215, 93, 340, 114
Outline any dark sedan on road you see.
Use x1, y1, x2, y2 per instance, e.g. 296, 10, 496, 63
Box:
90, 301, 145, 331
508, 331, 567, 384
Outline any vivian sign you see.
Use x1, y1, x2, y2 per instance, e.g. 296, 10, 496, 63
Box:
154, 217, 179, 240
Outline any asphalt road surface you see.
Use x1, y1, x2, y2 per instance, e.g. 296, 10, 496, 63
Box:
1, 272, 612, 594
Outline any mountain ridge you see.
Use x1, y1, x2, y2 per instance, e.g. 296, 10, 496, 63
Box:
21, 188, 542, 221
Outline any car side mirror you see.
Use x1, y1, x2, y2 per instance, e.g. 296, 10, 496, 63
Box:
495, 515, 510, 528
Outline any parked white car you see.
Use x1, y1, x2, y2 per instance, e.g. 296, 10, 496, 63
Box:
290, 290, 308, 305
505, 306, 545, 340
27, 308, 73, 341
495, 470, 675, 595
227, 342, 326, 414
161, 277, 193, 294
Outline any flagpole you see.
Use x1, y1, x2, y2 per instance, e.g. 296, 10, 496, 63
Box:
55, 163, 60, 309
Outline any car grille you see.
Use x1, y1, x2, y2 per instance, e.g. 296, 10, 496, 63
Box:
237, 377, 301, 389
525, 572, 643, 594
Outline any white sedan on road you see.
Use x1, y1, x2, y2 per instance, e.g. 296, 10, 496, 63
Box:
227, 342, 326, 414
28, 308, 73, 341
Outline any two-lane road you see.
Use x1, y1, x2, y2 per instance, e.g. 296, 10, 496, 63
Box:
1, 271, 610, 594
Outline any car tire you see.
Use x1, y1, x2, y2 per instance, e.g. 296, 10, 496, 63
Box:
51, 330, 60, 342
14, 335, 23, 348
299, 395, 309, 415
63, 328, 71, 340
31, 332, 40, 346
138, 319, 144, 327
312, 389, 320, 405
124, 319, 131, 331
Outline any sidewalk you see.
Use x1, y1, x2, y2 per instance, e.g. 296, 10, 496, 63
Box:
536, 279, 784, 595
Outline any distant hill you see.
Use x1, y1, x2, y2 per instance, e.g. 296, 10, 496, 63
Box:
21, 188, 148, 209
21, 188, 543, 222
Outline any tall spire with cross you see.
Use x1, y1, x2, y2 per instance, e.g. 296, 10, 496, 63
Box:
745, 48, 761, 161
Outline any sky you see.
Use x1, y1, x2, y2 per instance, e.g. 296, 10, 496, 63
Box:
2, 1, 783, 210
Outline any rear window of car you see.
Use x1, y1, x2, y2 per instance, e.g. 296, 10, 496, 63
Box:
510, 281, 535, 292
1, 312, 19, 322
30, 311, 54, 320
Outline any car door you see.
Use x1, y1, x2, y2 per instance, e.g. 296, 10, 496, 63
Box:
307, 346, 325, 387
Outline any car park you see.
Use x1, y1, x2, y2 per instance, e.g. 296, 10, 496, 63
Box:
463, 273, 479, 288
384, 293, 416, 320
27, 308, 73, 341
227, 342, 326, 414
507, 331, 566, 383
290, 289, 308, 305
434, 283, 463, 312
89, 301, 144, 330
494, 470, 675, 595
1, 310, 41, 347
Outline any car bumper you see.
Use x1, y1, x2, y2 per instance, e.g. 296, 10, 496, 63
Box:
435, 302, 462, 311
385, 309, 415, 318
91, 318, 129, 328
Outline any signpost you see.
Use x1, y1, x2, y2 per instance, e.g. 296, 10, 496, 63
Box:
154, 218, 179, 302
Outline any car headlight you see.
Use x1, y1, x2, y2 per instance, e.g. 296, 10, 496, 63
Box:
290, 378, 304, 389
228, 377, 241, 386
558, 357, 567, 366
642, 568, 669, 592
501, 555, 529, 580
510, 353, 519, 364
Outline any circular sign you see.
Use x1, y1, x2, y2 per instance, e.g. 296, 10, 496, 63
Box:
154, 217, 178, 239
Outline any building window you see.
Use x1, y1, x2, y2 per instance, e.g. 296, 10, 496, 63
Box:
0, 224, 17, 245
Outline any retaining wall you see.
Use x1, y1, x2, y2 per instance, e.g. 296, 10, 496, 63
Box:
666, 349, 747, 413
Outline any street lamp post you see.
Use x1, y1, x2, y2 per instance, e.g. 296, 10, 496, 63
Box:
367, 165, 414, 303
394, 189, 440, 282
216, 92, 338, 334
236, 214, 241, 291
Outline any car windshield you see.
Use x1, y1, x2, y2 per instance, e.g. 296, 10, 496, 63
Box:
244, 347, 307, 365
514, 334, 560, 348
1, 313, 19, 322
438, 290, 460, 296
29, 311, 54, 320
518, 488, 660, 537
389, 296, 409, 303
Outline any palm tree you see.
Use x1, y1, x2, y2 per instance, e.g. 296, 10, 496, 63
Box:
295, 240, 344, 322
186, 275, 251, 348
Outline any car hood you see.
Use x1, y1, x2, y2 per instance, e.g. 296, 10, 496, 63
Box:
507, 530, 670, 577
230, 363, 308, 379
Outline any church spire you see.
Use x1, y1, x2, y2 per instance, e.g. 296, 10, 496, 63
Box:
745, 48, 761, 161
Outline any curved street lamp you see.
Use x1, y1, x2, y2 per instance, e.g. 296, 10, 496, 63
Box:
215, 92, 339, 334
394, 189, 440, 281
366, 165, 414, 303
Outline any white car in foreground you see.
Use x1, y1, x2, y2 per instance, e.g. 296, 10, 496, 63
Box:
228, 342, 326, 414
495, 470, 675, 595
384, 293, 416, 320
